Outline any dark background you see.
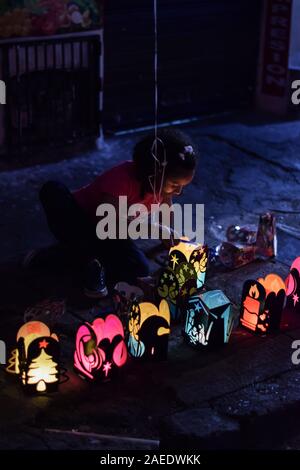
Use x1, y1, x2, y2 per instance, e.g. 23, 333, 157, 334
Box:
104, 0, 262, 131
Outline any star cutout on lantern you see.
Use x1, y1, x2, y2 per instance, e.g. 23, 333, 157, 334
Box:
293, 293, 299, 306
181, 288, 187, 296
190, 269, 194, 275
184, 264, 189, 272
171, 254, 179, 269
195, 304, 201, 312
103, 361, 112, 377
163, 272, 168, 278
39, 339, 49, 349
169, 274, 174, 280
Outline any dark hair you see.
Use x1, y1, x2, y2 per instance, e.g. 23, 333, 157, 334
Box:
133, 128, 197, 194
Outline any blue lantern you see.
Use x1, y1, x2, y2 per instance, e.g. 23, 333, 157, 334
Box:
183, 290, 234, 348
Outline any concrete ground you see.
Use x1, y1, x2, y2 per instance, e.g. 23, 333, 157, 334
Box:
0, 111, 300, 450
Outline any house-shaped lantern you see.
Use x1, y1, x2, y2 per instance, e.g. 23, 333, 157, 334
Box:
183, 290, 234, 348
285, 257, 300, 314
74, 314, 127, 381
128, 300, 170, 360
240, 274, 286, 333
7, 321, 60, 393
158, 238, 208, 321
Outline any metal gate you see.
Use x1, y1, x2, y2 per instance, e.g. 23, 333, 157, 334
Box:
1, 34, 102, 156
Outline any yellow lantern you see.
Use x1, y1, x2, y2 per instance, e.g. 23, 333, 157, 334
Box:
158, 238, 208, 321
128, 300, 170, 360
7, 321, 60, 393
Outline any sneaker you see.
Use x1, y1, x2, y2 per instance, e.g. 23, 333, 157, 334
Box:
84, 259, 108, 298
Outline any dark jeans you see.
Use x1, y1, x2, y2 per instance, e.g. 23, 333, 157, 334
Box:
39, 181, 149, 287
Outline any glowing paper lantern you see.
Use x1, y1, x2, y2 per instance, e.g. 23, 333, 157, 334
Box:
285, 258, 300, 313
7, 321, 60, 393
183, 290, 234, 348
240, 274, 286, 333
128, 300, 170, 360
74, 314, 127, 381
158, 238, 208, 321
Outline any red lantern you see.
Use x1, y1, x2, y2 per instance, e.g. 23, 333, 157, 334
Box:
74, 314, 127, 381
240, 274, 285, 333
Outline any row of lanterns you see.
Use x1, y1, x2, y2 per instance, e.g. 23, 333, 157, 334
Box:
6, 240, 300, 394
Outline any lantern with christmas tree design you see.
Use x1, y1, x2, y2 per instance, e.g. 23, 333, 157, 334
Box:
7, 321, 60, 393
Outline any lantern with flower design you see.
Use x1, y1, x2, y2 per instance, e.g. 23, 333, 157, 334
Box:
7, 321, 60, 394
285, 258, 300, 314
158, 238, 208, 321
240, 274, 286, 333
74, 313, 127, 381
183, 290, 234, 348
128, 300, 170, 360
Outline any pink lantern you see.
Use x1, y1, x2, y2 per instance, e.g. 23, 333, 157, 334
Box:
74, 314, 127, 381
285, 257, 300, 313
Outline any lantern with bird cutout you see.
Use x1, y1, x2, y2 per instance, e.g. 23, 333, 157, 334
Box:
183, 290, 234, 348
285, 258, 300, 314
7, 321, 60, 394
74, 314, 127, 381
128, 300, 170, 360
240, 274, 286, 333
158, 238, 208, 321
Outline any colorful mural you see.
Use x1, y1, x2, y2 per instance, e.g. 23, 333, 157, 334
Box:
0, 1, 103, 39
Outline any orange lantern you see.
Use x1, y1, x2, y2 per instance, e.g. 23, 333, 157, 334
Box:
240, 274, 285, 333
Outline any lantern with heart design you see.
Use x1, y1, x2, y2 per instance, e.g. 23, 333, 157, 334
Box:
74, 314, 127, 381
158, 238, 208, 321
7, 321, 60, 394
240, 274, 286, 333
128, 300, 170, 360
285, 258, 300, 314
183, 290, 234, 348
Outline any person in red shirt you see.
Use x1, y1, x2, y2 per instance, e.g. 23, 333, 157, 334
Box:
35, 128, 197, 297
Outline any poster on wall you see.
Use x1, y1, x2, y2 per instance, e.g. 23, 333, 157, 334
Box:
0, 1, 103, 39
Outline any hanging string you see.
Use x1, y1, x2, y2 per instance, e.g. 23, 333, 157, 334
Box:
150, 0, 167, 205
150, 0, 174, 245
